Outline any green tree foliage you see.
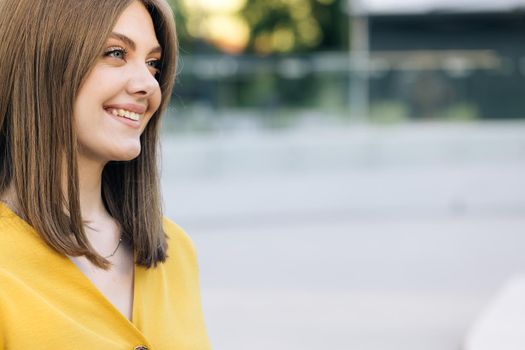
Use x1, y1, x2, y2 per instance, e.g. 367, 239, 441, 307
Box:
241, 0, 347, 54
167, 0, 347, 54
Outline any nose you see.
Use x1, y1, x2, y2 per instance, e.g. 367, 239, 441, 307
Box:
126, 62, 160, 98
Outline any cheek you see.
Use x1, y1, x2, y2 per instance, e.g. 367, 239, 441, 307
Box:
75, 68, 122, 112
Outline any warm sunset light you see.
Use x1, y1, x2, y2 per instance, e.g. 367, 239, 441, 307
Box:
176, 0, 330, 54
181, 0, 246, 13
180, 0, 250, 53
205, 15, 250, 54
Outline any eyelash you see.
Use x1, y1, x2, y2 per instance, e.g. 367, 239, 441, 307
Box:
103, 46, 162, 78
104, 46, 128, 60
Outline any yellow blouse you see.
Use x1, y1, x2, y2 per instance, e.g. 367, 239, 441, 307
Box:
0, 203, 210, 350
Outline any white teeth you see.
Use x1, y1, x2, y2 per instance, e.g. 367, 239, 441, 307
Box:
108, 108, 142, 121
127, 112, 140, 121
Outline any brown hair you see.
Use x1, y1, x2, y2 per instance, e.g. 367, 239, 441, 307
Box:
0, 0, 178, 268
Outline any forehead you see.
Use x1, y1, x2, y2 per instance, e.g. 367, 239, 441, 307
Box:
112, 1, 159, 47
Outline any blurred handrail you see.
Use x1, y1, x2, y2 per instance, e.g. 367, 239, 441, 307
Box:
178, 49, 504, 78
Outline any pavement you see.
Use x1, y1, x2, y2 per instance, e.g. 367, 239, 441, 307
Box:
160, 120, 525, 350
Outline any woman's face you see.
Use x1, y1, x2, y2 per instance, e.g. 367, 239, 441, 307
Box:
74, 0, 162, 163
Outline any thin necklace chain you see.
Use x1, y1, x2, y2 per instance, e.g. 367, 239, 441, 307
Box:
1, 198, 122, 259
103, 236, 123, 259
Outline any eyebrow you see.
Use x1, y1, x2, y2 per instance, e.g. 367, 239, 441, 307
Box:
109, 32, 162, 55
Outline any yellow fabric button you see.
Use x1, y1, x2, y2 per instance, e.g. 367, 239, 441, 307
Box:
134, 346, 148, 350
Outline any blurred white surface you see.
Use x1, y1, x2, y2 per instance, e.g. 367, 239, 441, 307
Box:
464, 275, 525, 350
160, 120, 525, 350
355, 0, 525, 15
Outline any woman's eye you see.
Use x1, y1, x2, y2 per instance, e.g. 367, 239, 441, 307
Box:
147, 59, 161, 70
147, 59, 162, 77
104, 47, 127, 60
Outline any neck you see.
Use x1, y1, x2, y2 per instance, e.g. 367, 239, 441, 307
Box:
77, 157, 108, 221
0, 185, 18, 213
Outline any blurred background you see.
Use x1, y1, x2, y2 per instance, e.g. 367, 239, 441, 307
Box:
159, 0, 525, 349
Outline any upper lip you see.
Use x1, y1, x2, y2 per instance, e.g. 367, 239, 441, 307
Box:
104, 103, 147, 114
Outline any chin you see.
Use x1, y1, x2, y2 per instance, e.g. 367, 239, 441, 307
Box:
115, 147, 142, 161
78, 138, 143, 164
108, 142, 142, 162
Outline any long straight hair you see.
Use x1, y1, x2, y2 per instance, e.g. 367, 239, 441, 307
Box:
0, 0, 178, 269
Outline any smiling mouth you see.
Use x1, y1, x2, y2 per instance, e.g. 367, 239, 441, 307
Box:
105, 108, 143, 121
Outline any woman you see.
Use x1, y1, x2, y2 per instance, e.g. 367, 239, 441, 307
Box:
0, 0, 210, 349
